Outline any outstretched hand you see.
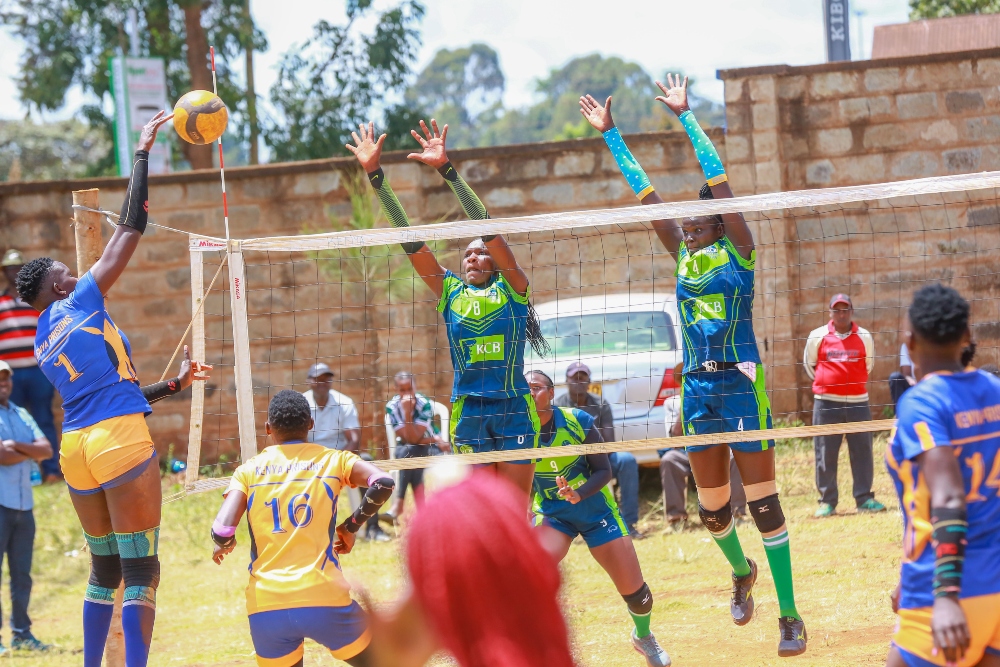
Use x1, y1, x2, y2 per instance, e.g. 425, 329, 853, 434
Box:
654, 73, 690, 117
406, 119, 450, 169
346, 122, 387, 173
579, 94, 615, 133
138, 111, 174, 152
178, 344, 213, 391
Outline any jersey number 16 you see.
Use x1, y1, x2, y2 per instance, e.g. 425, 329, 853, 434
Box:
264, 493, 313, 533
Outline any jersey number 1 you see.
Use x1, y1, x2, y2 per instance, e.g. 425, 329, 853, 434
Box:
264, 493, 313, 533
54, 353, 83, 382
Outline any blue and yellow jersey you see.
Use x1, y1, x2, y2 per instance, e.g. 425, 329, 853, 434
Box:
437, 269, 531, 400
886, 370, 1000, 609
676, 237, 761, 373
34, 272, 150, 431
532, 407, 613, 517
227, 443, 361, 614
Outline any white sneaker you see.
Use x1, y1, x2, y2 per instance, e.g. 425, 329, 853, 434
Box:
631, 629, 671, 667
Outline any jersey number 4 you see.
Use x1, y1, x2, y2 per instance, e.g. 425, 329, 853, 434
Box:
264, 493, 313, 533
964, 450, 1000, 503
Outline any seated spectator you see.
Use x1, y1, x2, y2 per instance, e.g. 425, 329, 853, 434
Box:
553, 362, 643, 538
658, 364, 746, 524
380, 372, 447, 526
0, 360, 52, 653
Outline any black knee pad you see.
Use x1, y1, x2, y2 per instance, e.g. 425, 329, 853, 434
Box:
89, 554, 123, 590
698, 501, 733, 533
622, 582, 653, 615
748, 493, 786, 534
121, 555, 160, 591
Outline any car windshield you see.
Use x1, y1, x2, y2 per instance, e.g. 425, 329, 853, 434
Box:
532, 311, 676, 360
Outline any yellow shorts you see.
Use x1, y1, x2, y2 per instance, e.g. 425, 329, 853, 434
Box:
61, 413, 156, 495
893, 593, 1000, 667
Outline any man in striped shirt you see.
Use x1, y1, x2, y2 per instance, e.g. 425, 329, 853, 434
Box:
0, 250, 59, 482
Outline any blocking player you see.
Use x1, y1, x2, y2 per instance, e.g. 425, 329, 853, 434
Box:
886, 283, 1000, 667
211, 390, 394, 667
346, 120, 548, 503
16, 112, 173, 667
526, 371, 670, 667
581, 74, 806, 657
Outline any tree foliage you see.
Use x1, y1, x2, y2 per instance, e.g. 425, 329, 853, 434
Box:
0, 118, 111, 181
910, 0, 1000, 18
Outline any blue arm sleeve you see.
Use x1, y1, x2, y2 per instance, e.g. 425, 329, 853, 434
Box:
601, 127, 655, 200
678, 110, 727, 186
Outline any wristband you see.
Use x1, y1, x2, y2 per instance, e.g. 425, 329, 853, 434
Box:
211, 519, 237, 547
602, 127, 654, 199
678, 110, 727, 186
930, 506, 967, 598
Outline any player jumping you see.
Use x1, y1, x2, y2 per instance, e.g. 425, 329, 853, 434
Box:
211, 390, 395, 667
886, 283, 1000, 667
346, 120, 549, 504
526, 371, 671, 667
16, 112, 173, 667
582, 74, 806, 656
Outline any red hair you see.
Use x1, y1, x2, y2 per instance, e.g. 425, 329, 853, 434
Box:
405, 472, 575, 667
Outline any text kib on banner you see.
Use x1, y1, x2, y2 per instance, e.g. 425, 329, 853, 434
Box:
110, 57, 171, 176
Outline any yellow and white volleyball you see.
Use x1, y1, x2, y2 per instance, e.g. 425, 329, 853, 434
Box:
172, 90, 229, 145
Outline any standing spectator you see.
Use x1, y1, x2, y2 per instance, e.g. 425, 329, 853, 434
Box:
0, 250, 59, 482
659, 365, 746, 524
888, 342, 915, 409
301, 363, 389, 542
0, 360, 52, 653
380, 371, 446, 526
553, 362, 643, 538
803, 294, 886, 518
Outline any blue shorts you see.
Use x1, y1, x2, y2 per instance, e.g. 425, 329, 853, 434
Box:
682, 364, 774, 453
450, 394, 539, 464
534, 487, 628, 548
247, 603, 370, 667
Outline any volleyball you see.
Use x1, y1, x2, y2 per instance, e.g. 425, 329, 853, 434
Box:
172, 90, 228, 145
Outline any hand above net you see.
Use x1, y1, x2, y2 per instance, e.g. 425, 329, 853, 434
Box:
345, 121, 387, 173
654, 73, 690, 117
407, 119, 450, 169
579, 94, 615, 133
137, 111, 174, 153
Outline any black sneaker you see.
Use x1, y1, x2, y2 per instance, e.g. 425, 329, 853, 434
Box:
777, 616, 807, 657
12, 633, 50, 651
377, 512, 398, 526
628, 524, 646, 540
731, 558, 757, 626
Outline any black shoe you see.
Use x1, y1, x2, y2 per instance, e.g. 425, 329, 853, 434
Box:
367, 525, 391, 543
12, 633, 50, 651
378, 512, 398, 526
628, 524, 646, 540
731, 558, 757, 626
777, 616, 807, 657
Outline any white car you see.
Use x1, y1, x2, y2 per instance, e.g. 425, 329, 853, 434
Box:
525, 293, 683, 466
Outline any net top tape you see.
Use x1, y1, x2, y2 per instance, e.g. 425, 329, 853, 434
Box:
188, 171, 1000, 253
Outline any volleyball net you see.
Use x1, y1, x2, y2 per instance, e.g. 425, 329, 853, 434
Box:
180, 171, 1000, 495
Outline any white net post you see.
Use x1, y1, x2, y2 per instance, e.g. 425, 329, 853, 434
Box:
185, 248, 206, 488
228, 241, 258, 463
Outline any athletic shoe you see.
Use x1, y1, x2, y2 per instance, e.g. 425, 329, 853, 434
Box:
814, 503, 835, 518
377, 512, 399, 526
731, 558, 757, 626
631, 628, 671, 666
665, 513, 688, 525
366, 526, 392, 542
0, 642, 8, 656
12, 633, 50, 651
628, 524, 646, 540
777, 616, 807, 657
857, 498, 887, 513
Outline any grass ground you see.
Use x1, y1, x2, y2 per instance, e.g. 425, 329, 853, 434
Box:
1, 436, 902, 667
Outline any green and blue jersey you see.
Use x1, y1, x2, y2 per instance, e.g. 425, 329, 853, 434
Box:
437, 269, 531, 400
676, 237, 761, 373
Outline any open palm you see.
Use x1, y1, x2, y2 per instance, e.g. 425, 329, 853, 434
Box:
345, 121, 386, 172
655, 73, 690, 117
407, 119, 449, 169
579, 94, 614, 133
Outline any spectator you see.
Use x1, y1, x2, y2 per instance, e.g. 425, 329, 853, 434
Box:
380, 371, 447, 526
0, 250, 59, 482
659, 365, 746, 524
0, 360, 52, 653
302, 363, 389, 542
803, 294, 886, 518
553, 362, 643, 538
888, 342, 915, 409
980, 363, 1000, 378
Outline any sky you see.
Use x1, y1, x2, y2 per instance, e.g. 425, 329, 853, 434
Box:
0, 0, 912, 123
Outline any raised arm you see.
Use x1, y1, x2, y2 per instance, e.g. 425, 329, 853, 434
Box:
580, 95, 683, 262
407, 119, 529, 297
655, 74, 754, 259
347, 122, 446, 299
90, 112, 173, 294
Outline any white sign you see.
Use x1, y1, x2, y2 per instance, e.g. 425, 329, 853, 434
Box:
110, 57, 171, 176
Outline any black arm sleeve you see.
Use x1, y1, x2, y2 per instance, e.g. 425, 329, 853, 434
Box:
437, 161, 495, 240
141, 377, 181, 404
576, 448, 612, 502
119, 151, 150, 234
343, 475, 395, 533
367, 168, 425, 255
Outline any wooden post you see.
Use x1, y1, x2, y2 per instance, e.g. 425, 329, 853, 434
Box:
72, 189, 125, 667
185, 249, 205, 488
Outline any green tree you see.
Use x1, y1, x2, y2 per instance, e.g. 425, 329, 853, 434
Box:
263, 0, 425, 162
0, 0, 266, 173
0, 118, 112, 181
910, 0, 1000, 18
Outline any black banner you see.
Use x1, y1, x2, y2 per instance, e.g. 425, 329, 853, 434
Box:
823, 0, 852, 62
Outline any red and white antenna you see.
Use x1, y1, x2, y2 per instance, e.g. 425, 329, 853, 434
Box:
209, 46, 231, 243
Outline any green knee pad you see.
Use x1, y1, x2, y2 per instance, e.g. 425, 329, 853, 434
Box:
84, 531, 119, 556
115, 527, 159, 559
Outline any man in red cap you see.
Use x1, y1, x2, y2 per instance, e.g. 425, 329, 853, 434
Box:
803, 294, 886, 517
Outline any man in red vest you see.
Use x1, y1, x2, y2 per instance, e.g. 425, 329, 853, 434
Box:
803, 294, 886, 518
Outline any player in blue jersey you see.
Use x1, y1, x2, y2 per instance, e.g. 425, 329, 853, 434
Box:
526, 371, 671, 667
582, 74, 806, 657
15, 111, 173, 667
886, 284, 1000, 667
346, 120, 549, 502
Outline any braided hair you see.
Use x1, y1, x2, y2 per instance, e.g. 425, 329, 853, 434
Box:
909, 283, 970, 346
14, 257, 54, 306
